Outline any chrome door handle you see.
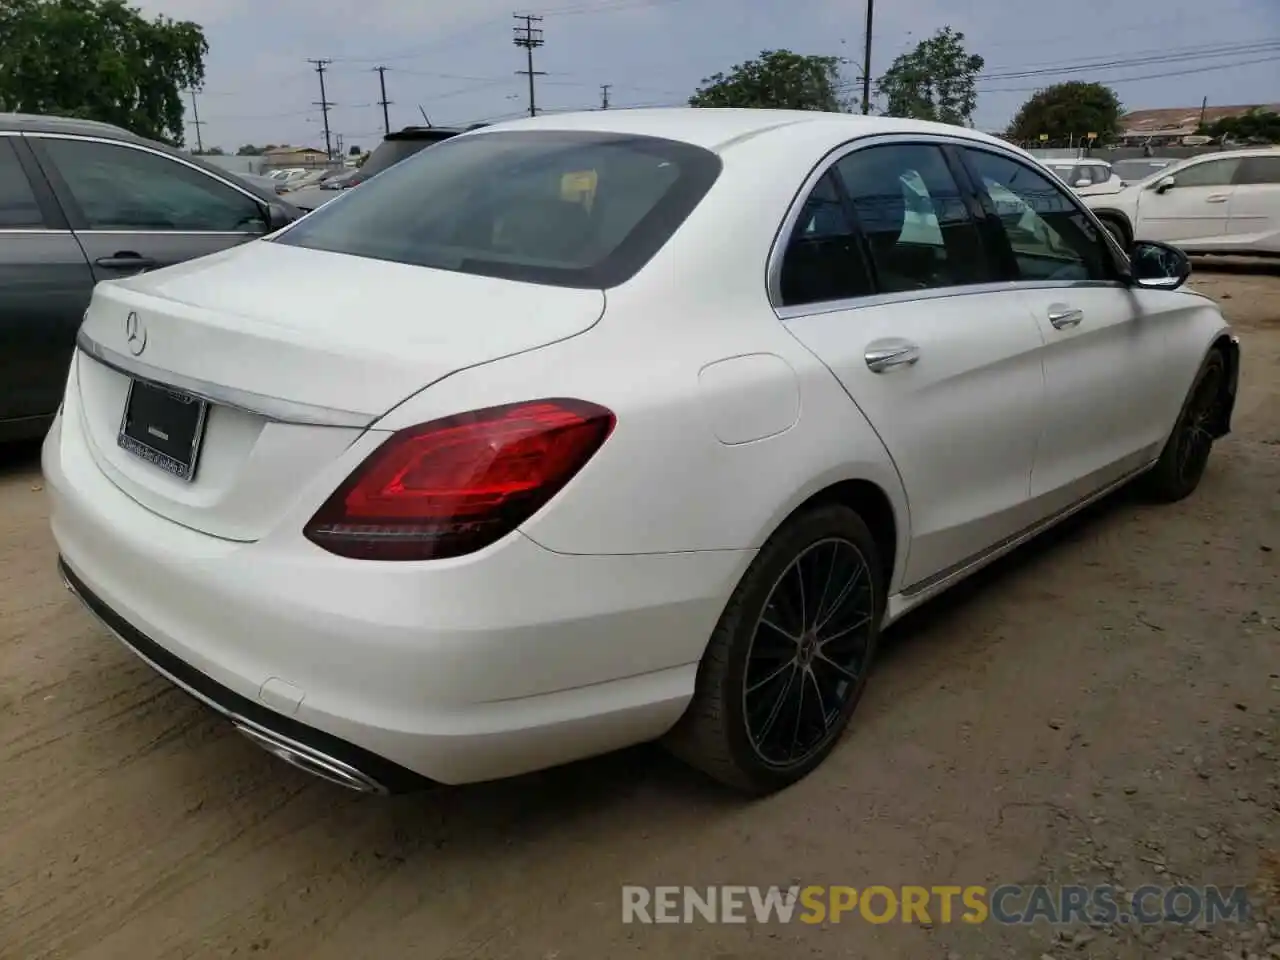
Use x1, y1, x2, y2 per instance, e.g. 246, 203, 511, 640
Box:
1205, 194, 1229, 203
1048, 306, 1084, 329
864, 341, 920, 373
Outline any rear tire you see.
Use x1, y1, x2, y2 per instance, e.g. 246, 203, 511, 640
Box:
664, 504, 884, 795
1140, 348, 1226, 503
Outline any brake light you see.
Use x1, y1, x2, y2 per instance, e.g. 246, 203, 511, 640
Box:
303, 399, 615, 561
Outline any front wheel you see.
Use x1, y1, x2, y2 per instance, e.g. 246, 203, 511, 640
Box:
1140, 348, 1226, 502
664, 504, 884, 795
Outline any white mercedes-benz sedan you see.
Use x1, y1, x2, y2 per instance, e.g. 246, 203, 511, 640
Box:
45, 108, 1239, 796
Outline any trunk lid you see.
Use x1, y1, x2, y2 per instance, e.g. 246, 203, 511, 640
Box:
73, 240, 605, 541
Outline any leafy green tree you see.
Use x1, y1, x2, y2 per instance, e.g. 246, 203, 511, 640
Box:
876, 27, 984, 126
348, 144, 362, 156
1006, 82, 1122, 145
689, 50, 846, 112
0, 0, 207, 145
1199, 108, 1280, 144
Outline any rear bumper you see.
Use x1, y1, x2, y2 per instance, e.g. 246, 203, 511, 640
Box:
43, 407, 751, 788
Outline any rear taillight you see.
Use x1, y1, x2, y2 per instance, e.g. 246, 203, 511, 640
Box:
303, 399, 615, 561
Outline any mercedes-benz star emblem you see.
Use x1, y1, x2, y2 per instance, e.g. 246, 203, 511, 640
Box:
124, 311, 147, 357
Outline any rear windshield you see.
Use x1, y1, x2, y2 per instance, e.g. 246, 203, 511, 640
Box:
272, 129, 723, 289
357, 138, 440, 179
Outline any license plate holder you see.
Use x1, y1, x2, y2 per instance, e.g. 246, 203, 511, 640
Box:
117, 379, 209, 482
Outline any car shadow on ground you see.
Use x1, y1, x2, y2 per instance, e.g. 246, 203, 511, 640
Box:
1192, 256, 1280, 277
0, 439, 43, 479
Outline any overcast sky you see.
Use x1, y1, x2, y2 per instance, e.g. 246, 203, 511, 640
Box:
132, 0, 1280, 152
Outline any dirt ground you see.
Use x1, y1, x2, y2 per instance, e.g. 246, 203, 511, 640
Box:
1, 264, 1278, 960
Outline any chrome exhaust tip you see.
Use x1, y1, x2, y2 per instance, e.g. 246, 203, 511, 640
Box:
233, 721, 388, 794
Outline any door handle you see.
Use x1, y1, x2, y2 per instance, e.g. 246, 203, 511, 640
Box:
864, 341, 920, 373
1048, 305, 1084, 329
1205, 194, 1229, 204
95, 253, 158, 270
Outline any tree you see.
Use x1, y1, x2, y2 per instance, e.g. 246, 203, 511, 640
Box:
1199, 108, 1280, 145
876, 27, 984, 126
348, 144, 362, 156
194, 145, 224, 155
0, 0, 207, 145
1006, 82, 1122, 145
689, 50, 846, 112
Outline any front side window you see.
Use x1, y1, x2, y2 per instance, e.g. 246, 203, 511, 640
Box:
778, 170, 873, 307
38, 138, 267, 232
0, 139, 43, 228
963, 148, 1113, 283
274, 130, 722, 289
834, 143, 995, 293
1169, 158, 1240, 188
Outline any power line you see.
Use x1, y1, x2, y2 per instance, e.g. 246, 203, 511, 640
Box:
375, 66, 392, 135
513, 13, 547, 118
975, 52, 1280, 94
307, 58, 335, 160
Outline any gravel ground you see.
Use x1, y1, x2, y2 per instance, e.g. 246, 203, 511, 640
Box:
1, 263, 1277, 960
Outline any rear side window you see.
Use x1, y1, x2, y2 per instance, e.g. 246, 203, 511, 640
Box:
274, 130, 722, 289
0, 139, 44, 228
1237, 156, 1280, 184
835, 143, 996, 293
779, 170, 873, 307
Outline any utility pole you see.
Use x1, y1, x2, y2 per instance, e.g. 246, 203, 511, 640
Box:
375, 66, 392, 135
307, 58, 335, 160
335, 132, 344, 157
1199, 95, 1208, 130
600, 84, 611, 110
860, 0, 874, 115
189, 88, 206, 153
512, 13, 546, 118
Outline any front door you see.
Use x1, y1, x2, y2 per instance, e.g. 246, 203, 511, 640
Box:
958, 144, 1171, 515
27, 135, 271, 283
776, 141, 1047, 589
1136, 155, 1241, 244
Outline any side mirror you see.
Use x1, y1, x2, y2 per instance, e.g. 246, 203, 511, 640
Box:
264, 202, 295, 232
1154, 175, 1176, 194
1129, 240, 1191, 290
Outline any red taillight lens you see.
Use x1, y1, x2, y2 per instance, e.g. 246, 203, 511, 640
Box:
303, 399, 615, 561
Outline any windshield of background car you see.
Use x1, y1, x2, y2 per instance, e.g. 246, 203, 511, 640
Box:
356, 139, 436, 179
1112, 159, 1172, 183
273, 129, 723, 289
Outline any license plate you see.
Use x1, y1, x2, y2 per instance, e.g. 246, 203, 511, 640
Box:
117, 379, 209, 482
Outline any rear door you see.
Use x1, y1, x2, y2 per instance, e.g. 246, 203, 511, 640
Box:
0, 135, 95, 428
957, 144, 1171, 514
775, 139, 1048, 589
1225, 155, 1280, 253
26, 134, 273, 282
1134, 155, 1241, 244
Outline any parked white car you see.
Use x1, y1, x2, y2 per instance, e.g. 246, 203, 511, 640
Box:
46, 109, 1239, 796
1084, 147, 1280, 255
1043, 158, 1125, 196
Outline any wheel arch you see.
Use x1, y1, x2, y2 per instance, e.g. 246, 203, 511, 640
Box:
1209, 332, 1240, 439
1092, 207, 1133, 245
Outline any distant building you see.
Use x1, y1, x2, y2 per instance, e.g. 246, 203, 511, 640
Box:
1117, 103, 1280, 145
261, 145, 329, 170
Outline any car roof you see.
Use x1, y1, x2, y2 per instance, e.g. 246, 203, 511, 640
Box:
0, 111, 139, 139
477, 107, 1017, 155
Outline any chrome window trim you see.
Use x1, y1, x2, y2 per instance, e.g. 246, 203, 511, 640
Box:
0, 227, 73, 234
766, 132, 1129, 312
76, 328, 375, 429
23, 131, 273, 215
775, 278, 1127, 322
